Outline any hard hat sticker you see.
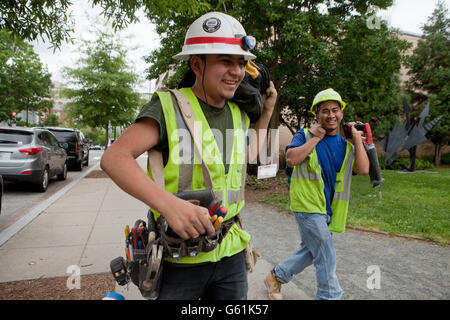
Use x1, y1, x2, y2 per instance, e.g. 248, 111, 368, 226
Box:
203, 18, 221, 33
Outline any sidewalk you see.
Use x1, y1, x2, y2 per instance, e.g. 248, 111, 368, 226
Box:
0, 157, 310, 300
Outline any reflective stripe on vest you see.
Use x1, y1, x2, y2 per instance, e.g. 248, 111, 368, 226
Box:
148, 88, 251, 263
290, 129, 354, 233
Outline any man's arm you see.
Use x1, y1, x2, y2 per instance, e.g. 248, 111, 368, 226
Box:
247, 81, 277, 163
100, 118, 215, 240
350, 124, 370, 175
285, 126, 325, 167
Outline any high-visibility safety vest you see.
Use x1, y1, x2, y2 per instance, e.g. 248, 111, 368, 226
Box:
148, 87, 251, 263
289, 129, 355, 233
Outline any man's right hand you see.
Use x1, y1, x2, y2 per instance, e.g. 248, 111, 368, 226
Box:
309, 126, 326, 140
163, 197, 216, 240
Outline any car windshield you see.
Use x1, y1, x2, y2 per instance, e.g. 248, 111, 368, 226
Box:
0, 130, 33, 145
48, 130, 77, 142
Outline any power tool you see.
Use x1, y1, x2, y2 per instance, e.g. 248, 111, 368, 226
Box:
344, 122, 384, 199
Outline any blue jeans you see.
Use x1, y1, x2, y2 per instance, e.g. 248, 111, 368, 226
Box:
274, 212, 342, 300
157, 250, 247, 300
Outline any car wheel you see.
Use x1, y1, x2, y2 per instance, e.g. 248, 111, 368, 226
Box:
83, 152, 89, 166
36, 167, 49, 192
75, 158, 83, 171
57, 162, 68, 181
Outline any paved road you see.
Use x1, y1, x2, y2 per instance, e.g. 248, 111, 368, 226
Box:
0, 150, 103, 232
240, 201, 450, 300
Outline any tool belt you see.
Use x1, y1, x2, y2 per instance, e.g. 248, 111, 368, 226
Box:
156, 215, 235, 260
118, 212, 236, 300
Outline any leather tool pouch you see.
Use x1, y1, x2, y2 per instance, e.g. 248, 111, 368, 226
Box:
235, 213, 260, 274
156, 215, 235, 261
126, 216, 164, 300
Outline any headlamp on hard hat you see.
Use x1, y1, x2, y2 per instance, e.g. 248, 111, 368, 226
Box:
242, 36, 256, 51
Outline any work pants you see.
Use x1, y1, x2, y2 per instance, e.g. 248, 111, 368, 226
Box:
157, 250, 247, 300
274, 212, 342, 300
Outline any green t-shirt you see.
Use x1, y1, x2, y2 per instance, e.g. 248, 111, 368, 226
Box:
135, 92, 234, 173
136, 91, 250, 264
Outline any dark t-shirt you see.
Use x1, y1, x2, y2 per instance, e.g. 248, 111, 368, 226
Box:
135, 93, 234, 173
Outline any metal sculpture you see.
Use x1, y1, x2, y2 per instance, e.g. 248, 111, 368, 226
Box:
379, 99, 442, 171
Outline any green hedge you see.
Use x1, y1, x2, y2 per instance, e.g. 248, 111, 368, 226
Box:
421, 153, 450, 165
378, 156, 435, 170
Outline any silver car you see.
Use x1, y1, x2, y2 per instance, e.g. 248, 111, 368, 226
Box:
0, 127, 68, 192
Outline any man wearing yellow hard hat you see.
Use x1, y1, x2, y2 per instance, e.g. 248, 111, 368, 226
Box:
265, 88, 369, 300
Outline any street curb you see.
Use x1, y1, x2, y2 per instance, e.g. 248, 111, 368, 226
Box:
0, 162, 100, 247
346, 225, 445, 246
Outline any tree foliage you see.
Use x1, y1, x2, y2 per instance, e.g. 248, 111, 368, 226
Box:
0, 30, 52, 123
332, 17, 410, 137
0, 0, 205, 49
0, 0, 74, 49
39, 113, 60, 126
1, 0, 412, 140
63, 30, 142, 147
406, 0, 450, 164
93, 0, 409, 138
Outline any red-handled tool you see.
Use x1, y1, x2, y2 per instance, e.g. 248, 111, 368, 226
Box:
343, 122, 384, 198
131, 227, 138, 249
139, 226, 147, 249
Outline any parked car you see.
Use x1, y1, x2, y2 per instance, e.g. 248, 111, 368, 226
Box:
40, 127, 89, 170
0, 174, 3, 215
89, 145, 102, 150
0, 127, 68, 192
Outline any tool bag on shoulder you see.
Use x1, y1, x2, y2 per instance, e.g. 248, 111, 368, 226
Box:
231, 60, 271, 123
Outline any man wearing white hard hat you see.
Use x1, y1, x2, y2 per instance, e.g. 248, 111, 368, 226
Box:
102, 12, 277, 300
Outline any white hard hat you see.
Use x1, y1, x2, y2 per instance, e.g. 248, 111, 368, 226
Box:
173, 12, 256, 61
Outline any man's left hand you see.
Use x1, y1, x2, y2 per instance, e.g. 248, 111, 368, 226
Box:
350, 122, 364, 145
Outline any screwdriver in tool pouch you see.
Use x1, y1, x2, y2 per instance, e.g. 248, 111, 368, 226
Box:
211, 206, 227, 230
139, 225, 148, 249
131, 227, 139, 249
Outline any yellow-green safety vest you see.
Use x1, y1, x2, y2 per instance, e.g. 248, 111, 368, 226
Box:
148, 87, 251, 263
289, 129, 355, 233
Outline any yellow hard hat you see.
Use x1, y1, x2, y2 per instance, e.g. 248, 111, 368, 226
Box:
311, 88, 346, 115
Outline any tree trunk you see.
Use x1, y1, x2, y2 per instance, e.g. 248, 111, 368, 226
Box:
280, 116, 296, 135
434, 143, 442, 167
104, 123, 109, 151
262, 100, 281, 165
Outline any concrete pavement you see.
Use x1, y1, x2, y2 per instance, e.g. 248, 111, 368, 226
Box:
6, 152, 450, 300
0, 155, 310, 300
5, 154, 447, 300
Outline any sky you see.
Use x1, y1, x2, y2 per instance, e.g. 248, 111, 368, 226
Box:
31, 0, 449, 94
